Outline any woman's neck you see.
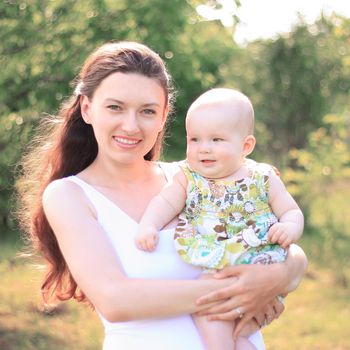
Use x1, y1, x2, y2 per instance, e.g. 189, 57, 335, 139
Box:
77, 155, 167, 223
80, 156, 154, 188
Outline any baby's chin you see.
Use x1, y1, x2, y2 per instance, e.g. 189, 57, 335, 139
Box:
187, 162, 242, 182
188, 164, 228, 180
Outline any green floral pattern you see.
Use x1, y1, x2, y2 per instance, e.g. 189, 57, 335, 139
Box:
174, 159, 286, 269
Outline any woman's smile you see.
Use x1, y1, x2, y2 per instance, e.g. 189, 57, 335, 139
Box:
112, 135, 141, 148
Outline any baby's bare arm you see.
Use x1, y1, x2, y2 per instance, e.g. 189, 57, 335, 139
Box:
268, 171, 304, 247
135, 171, 188, 251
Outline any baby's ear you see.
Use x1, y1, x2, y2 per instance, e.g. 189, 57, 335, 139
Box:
243, 135, 256, 156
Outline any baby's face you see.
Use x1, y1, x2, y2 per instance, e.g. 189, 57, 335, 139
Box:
186, 103, 247, 180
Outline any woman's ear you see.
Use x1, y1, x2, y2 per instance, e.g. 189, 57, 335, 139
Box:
80, 95, 91, 124
243, 135, 256, 157
158, 103, 169, 131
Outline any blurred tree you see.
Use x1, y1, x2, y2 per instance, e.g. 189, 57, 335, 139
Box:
224, 15, 350, 167
0, 0, 239, 237
285, 113, 350, 286
1, 0, 349, 239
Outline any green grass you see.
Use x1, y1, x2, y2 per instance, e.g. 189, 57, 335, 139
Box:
262, 180, 350, 350
1, 236, 349, 350
0, 238, 103, 350
263, 257, 350, 349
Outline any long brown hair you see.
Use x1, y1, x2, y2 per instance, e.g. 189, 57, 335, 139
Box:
16, 41, 175, 304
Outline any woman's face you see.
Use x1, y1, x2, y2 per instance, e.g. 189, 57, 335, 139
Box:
81, 72, 168, 165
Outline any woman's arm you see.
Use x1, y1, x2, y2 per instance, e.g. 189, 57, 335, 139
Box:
195, 244, 307, 319
43, 180, 233, 323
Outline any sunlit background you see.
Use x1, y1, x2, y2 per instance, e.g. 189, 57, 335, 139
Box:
0, 1, 349, 349
197, 0, 350, 43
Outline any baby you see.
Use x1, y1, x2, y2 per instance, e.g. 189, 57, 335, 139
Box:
135, 88, 304, 350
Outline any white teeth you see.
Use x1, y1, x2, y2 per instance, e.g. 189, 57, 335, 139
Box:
114, 137, 139, 145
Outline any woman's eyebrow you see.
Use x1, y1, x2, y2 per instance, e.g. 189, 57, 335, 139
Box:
104, 98, 124, 104
142, 102, 161, 107
103, 98, 160, 107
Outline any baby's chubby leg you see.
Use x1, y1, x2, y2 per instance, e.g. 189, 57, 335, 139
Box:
193, 312, 235, 350
236, 335, 257, 350
193, 272, 235, 350
193, 297, 258, 350
238, 318, 260, 338
193, 272, 257, 349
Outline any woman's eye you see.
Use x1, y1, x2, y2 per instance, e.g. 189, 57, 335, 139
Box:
142, 108, 156, 116
107, 105, 122, 111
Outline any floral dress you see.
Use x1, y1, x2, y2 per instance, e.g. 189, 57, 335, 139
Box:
174, 159, 286, 270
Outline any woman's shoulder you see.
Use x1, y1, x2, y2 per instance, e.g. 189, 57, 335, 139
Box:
43, 176, 98, 224
157, 160, 196, 185
157, 160, 184, 177
43, 177, 87, 211
44, 176, 80, 195
245, 159, 280, 177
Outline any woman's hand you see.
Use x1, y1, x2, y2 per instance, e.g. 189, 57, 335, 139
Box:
195, 243, 307, 322
195, 263, 287, 321
234, 296, 285, 338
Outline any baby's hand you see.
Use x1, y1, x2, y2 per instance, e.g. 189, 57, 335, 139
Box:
135, 227, 159, 252
268, 222, 298, 248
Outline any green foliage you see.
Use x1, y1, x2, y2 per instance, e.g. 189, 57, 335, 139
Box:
286, 113, 350, 217
285, 113, 350, 286
164, 19, 240, 158
0, 111, 35, 234
1, 1, 349, 240
0, 0, 238, 236
228, 15, 350, 166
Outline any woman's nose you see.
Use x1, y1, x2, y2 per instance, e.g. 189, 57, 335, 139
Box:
121, 112, 140, 134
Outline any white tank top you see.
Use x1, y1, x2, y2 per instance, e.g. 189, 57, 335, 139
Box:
65, 162, 265, 350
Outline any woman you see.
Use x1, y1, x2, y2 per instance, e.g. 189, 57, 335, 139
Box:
17, 41, 307, 349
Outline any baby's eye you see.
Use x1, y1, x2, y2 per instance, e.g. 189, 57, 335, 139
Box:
107, 105, 122, 111
213, 138, 223, 142
190, 137, 199, 142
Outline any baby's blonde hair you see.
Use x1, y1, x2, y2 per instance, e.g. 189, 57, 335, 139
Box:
187, 88, 255, 136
